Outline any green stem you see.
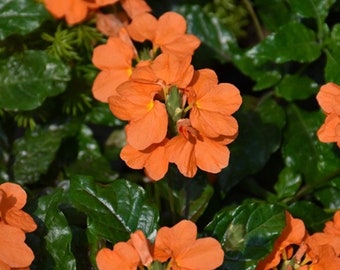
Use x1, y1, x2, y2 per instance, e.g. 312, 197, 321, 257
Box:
242, 0, 265, 41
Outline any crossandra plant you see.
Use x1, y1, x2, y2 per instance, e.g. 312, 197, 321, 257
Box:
2, 0, 340, 269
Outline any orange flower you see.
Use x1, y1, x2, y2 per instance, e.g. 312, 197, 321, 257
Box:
43, 0, 98, 25
130, 53, 194, 90
109, 81, 168, 150
316, 82, 340, 115
0, 182, 37, 233
256, 211, 307, 270
92, 34, 135, 102
316, 113, 340, 147
0, 224, 35, 269
129, 230, 153, 267
166, 119, 232, 178
188, 69, 242, 138
127, 12, 201, 57
96, 242, 140, 270
153, 219, 224, 270
293, 233, 340, 270
316, 82, 340, 147
324, 210, 340, 236
95, 0, 151, 19
120, 139, 169, 181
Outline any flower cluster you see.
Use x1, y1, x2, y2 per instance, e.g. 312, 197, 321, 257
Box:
43, 0, 151, 26
316, 82, 340, 147
0, 182, 37, 269
96, 219, 224, 270
91, 10, 242, 180
256, 211, 340, 270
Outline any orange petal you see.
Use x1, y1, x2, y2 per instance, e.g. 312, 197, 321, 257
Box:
96, 243, 140, 270
127, 12, 157, 42
120, 144, 148, 169
152, 53, 194, 89
65, 0, 90, 25
143, 140, 169, 181
317, 113, 340, 143
121, 0, 152, 19
92, 37, 134, 71
324, 210, 340, 236
160, 34, 201, 57
95, 0, 118, 6
174, 238, 224, 270
43, 0, 69, 18
153, 220, 197, 262
0, 182, 27, 210
125, 101, 168, 150
316, 82, 340, 114
0, 224, 34, 268
190, 108, 239, 138
166, 135, 197, 178
109, 82, 158, 121
4, 209, 37, 233
154, 12, 187, 46
195, 137, 230, 173
92, 70, 131, 102
130, 230, 153, 266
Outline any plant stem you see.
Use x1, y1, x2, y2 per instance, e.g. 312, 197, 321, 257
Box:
242, 0, 265, 41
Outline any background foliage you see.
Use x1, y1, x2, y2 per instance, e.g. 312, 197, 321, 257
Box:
1, 0, 340, 269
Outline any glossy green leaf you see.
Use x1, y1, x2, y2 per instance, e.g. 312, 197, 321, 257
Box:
13, 122, 79, 184
174, 4, 236, 63
315, 177, 340, 209
33, 189, 76, 270
230, 45, 282, 91
66, 125, 115, 183
252, 22, 321, 64
69, 176, 159, 244
275, 74, 318, 101
0, 0, 50, 40
325, 25, 340, 84
282, 105, 340, 185
204, 201, 286, 270
274, 167, 302, 200
254, 0, 293, 31
218, 96, 285, 193
0, 50, 70, 111
289, 200, 331, 232
287, 0, 336, 21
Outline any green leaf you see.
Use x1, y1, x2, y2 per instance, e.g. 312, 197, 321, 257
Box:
204, 201, 286, 270
325, 25, 340, 84
0, 122, 9, 181
254, 0, 293, 31
274, 167, 302, 200
33, 189, 76, 270
282, 105, 340, 185
69, 176, 159, 244
174, 4, 236, 63
0, 50, 70, 111
0, 0, 50, 40
218, 96, 285, 193
12, 122, 79, 184
66, 125, 116, 183
315, 177, 340, 209
289, 200, 331, 232
275, 74, 318, 101
287, 0, 336, 21
252, 22, 321, 64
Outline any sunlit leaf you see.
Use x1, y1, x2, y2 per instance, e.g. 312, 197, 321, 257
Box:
204, 201, 285, 270
69, 176, 159, 244
0, 0, 50, 40
0, 50, 70, 111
